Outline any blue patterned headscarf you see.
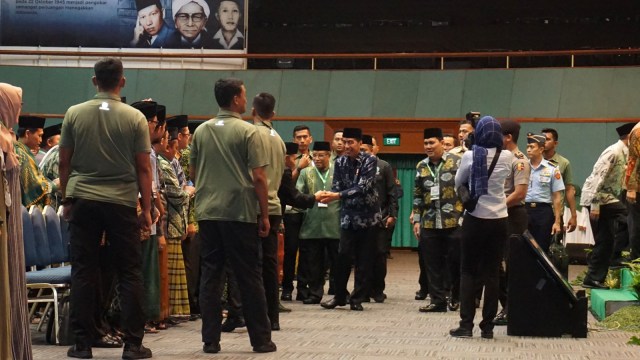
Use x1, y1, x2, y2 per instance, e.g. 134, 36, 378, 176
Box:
470, 116, 504, 199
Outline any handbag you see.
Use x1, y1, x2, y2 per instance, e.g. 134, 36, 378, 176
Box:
548, 232, 570, 279
458, 149, 501, 212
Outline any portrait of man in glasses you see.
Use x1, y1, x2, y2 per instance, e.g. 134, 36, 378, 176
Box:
167, 0, 217, 48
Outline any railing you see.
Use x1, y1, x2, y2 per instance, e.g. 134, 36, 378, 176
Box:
1, 48, 640, 70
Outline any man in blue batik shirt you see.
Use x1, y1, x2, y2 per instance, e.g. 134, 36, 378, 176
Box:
318, 127, 381, 311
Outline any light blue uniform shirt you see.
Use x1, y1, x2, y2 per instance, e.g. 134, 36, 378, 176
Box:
525, 159, 565, 203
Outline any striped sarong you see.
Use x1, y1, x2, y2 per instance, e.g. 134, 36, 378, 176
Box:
167, 238, 190, 316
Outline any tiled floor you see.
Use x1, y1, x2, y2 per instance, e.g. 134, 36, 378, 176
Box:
31, 250, 640, 359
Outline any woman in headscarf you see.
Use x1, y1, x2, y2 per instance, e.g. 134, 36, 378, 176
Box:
452, 116, 512, 340
0, 82, 33, 360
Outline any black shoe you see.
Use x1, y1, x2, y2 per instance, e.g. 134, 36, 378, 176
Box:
67, 344, 92, 359
350, 303, 364, 311
582, 279, 609, 289
302, 297, 321, 305
481, 330, 494, 339
280, 291, 292, 301
189, 313, 201, 321
93, 334, 123, 348
271, 322, 280, 331
221, 317, 246, 332
415, 290, 428, 300
447, 299, 460, 311
449, 327, 473, 338
372, 293, 387, 303
203, 343, 221, 354
253, 341, 277, 353
320, 298, 347, 309
493, 310, 508, 326
362, 297, 371, 303
122, 344, 152, 360
295, 293, 308, 301
419, 304, 447, 313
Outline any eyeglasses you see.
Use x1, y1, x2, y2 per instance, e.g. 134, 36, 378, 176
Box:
175, 13, 206, 23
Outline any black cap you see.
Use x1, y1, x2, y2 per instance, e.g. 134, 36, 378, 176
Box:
313, 141, 331, 151
343, 127, 362, 140
131, 101, 158, 120
362, 135, 373, 146
168, 127, 180, 141
135, 0, 162, 11
42, 123, 62, 141
188, 120, 206, 135
423, 128, 443, 140
18, 115, 46, 129
527, 132, 546, 145
285, 142, 299, 155
616, 122, 636, 137
166, 115, 188, 129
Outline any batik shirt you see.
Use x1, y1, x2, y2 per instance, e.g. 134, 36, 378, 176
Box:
14, 141, 55, 208
332, 151, 381, 230
413, 152, 463, 229
179, 146, 197, 228
158, 154, 189, 239
581, 140, 628, 211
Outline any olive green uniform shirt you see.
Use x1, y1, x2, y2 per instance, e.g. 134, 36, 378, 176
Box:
59, 92, 150, 208
296, 165, 341, 239
255, 121, 286, 216
190, 110, 269, 223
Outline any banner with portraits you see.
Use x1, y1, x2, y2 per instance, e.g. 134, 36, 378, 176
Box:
0, 0, 247, 69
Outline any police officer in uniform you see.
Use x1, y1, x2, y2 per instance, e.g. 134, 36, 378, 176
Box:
493, 119, 530, 325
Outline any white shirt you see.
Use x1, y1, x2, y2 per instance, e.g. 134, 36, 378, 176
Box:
455, 148, 512, 219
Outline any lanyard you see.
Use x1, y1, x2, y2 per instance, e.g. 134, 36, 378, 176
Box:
314, 165, 330, 189
425, 159, 444, 181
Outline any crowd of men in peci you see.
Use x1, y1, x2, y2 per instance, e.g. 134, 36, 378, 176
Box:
6, 58, 640, 358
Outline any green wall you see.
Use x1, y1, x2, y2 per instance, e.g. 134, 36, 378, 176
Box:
1, 65, 637, 189
4, 67, 640, 119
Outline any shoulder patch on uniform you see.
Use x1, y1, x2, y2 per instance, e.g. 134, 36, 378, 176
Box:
554, 169, 561, 179
516, 162, 525, 171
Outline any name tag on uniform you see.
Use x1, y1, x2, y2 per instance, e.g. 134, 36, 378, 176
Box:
430, 186, 440, 200
318, 203, 328, 208
540, 175, 551, 183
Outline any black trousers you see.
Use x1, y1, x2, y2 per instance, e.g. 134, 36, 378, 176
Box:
304, 238, 339, 300
417, 246, 429, 294
69, 198, 145, 347
334, 227, 376, 305
628, 201, 640, 260
459, 214, 507, 332
199, 220, 271, 347
182, 232, 201, 315
371, 225, 394, 297
225, 215, 282, 323
498, 205, 528, 309
282, 213, 304, 294
586, 202, 628, 282
261, 216, 282, 324
419, 228, 458, 306
526, 203, 554, 252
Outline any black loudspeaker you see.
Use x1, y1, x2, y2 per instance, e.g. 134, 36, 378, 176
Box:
507, 231, 588, 338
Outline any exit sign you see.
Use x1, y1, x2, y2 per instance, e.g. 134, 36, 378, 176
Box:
383, 133, 401, 146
